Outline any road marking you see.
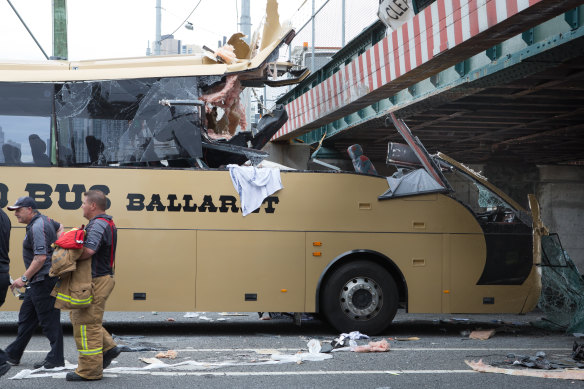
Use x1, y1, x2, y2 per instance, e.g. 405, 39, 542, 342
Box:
108, 370, 478, 377
24, 347, 572, 353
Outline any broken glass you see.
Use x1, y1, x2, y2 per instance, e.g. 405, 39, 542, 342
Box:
56, 76, 222, 166
537, 234, 584, 332
475, 182, 508, 209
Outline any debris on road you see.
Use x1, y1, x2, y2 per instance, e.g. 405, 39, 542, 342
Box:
573, 342, 584, 361
340, 331, 370, 340
352, 339, 390, 353
466, 359, 584, 380
469, 329, 496, 340
307, 339, 321, 354
140, 357, 163, 365
113, 335, 168, 352
392, 337, 420, 341
500, 352, 584, 370
155, 350, 178, 359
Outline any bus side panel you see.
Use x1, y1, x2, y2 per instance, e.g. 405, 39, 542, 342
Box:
449, 234, 534, 313
108, 229, 197, 311
196, 231, 305, 312
305, 232, 443, 313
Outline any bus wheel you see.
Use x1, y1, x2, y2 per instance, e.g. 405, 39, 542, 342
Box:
321, 260, 398, 335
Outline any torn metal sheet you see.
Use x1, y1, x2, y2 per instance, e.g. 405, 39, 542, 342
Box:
379, 169, 445, 199
387, 113, 451, 191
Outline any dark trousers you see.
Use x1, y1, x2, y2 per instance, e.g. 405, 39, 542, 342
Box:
0, 272, 9, 308
0, 272, 9, 366
5, 277, 64, 365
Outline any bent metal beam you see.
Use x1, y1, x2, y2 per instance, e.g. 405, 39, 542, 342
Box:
273, 0, 584, 141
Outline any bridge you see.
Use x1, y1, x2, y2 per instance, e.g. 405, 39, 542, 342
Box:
274, 0, 584, 165
270, 0, 584, 270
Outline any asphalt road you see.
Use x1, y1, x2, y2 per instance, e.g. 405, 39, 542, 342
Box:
0, 309, 580, 388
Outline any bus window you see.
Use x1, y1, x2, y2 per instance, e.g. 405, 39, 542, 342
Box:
55, 77, 212, 167
0, 83, 53, 166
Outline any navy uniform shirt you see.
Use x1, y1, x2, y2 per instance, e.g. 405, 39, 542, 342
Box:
84, 214, 117, 278
0, 208, 10, 273
24, 212, 60, 283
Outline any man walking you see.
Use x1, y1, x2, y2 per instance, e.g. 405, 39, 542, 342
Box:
66, 190, 121, 381
0, 207, 12, 378
4, 196, 64, 369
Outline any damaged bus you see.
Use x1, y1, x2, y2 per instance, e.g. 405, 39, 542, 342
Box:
0, 7, 542, 335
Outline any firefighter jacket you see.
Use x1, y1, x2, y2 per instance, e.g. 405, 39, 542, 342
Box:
49, 228, 93, 310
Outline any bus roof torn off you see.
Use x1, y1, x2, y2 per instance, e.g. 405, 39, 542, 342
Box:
0, 0, 308, 168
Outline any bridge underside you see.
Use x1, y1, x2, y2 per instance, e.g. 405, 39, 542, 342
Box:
326, 40, 584, 165
279, 2, 584, 166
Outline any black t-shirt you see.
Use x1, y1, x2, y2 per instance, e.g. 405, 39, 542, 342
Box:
84, 214, 117, 278
0, 209, 10, 273
24, 213, 61, 283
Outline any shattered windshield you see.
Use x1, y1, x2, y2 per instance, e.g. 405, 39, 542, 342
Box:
475, 182, 510, 209
441, 163, 519, 222
56, 76, 222, 166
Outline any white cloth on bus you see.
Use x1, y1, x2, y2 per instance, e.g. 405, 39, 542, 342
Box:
227, 164, 283, 216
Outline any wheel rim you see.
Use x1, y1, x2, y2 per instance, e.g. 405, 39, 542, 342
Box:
339, 276, 382, 321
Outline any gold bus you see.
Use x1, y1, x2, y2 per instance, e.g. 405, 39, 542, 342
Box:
0, 16, 542, 335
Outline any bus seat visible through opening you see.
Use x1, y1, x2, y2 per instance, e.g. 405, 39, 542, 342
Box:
347, 144, 377, 175
29, 134, 51, 166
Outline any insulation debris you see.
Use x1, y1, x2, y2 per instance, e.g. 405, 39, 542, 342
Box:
215, 44, 237, 64
200, 75, 246, 136
155, 350, 178, 359
352, 339, 390, 353
469, 329, 496, 340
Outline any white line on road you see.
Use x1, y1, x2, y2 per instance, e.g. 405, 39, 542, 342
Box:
111, 370, 477, 377
24, 347, 571, 354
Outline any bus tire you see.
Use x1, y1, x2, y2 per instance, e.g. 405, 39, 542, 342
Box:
321, 260, 398, 335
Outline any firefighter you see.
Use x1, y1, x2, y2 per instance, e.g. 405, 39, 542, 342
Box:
66, 190, 121, 381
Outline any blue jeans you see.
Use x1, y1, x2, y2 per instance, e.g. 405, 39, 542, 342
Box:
5, 277, 64, 365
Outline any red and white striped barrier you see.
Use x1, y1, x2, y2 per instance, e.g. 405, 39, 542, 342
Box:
273, 0, 578, 141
